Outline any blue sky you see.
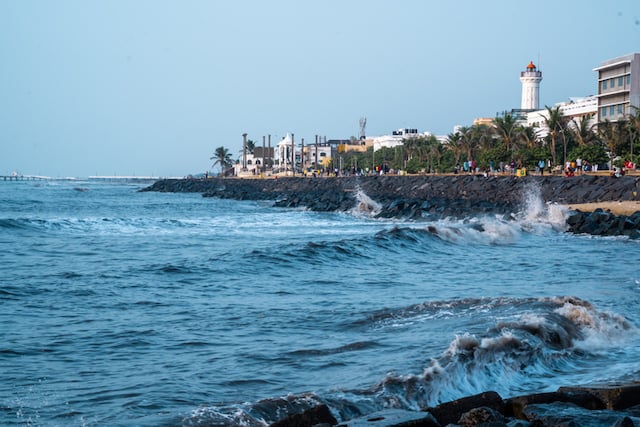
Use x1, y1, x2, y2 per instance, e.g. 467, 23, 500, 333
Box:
1, 1, 639, 177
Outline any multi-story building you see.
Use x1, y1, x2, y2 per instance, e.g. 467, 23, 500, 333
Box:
593, 53, 640, 121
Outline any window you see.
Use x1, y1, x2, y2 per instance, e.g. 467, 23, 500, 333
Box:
610, 105, 615, 115
618, 104, 623, 114
602, 80, 607, 90
320, 152, 326, 157
618, 76, 624, 87
602, 107, 607, 117
610, 78, 615, 88
628, 75, 631, 85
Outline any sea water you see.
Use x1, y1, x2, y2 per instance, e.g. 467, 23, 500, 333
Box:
1, 180, 639, 426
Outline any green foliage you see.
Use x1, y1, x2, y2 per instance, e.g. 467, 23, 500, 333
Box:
515, 146, 552, 169
568, 143, 608, 166
477, 145, 509, 169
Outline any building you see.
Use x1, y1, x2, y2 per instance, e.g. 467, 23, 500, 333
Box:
593, 53, 640, 121
370, 128, 423, 152
520, 61, 543, 111
273, 134, 296, 173
302, 143, 332, 170
526, 96, 598, 138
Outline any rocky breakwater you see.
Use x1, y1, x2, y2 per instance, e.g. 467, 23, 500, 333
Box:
142, 175, 640, 236
245, 383, 640, 426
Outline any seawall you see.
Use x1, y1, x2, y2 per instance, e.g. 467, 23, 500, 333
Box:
142, 175, 640, 237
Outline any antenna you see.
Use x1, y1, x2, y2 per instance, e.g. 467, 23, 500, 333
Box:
359, 116, 367, 140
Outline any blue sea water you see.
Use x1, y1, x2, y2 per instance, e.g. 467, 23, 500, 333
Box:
1, 180, 639, 426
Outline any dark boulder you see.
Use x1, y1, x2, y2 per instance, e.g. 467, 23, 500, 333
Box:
425, 391, 504, 427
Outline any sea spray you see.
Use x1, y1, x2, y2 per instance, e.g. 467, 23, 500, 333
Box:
517, 180, 569, 231
351, 186, 382, 217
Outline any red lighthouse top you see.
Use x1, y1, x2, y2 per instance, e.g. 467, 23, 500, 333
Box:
526, 61, 536, 70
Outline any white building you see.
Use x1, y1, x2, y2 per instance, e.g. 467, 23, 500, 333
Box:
593, 53, 640, 122
274, 133, 296, 172
526, 96, 598, 138
371, 128, 423, 152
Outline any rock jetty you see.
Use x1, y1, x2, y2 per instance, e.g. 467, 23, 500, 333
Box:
142, 175, 640, 237
254, 384, 640, 426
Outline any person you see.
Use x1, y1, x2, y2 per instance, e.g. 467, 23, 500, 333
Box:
538, 160, 545, 175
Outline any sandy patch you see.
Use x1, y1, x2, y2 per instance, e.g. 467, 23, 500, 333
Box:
564, 201, 640, 216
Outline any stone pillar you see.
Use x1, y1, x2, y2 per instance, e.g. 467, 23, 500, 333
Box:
291, 133, 295, 176
242, 133, 247, 170
268, 134, 271, 170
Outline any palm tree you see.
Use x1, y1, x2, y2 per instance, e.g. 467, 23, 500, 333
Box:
543, 105, 565, 167
570, 114, 596, 147
627, 106, 640, 160
445, 132, 464, 168
210, 146, 233, 176
597, 119, 628, 170
515, 124, 537, 149
493, 113, 518, 153
459, 126, 476, 163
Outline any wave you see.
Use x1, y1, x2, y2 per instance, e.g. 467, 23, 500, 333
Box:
185, 296, 635, 425
343, 296, 634, 414
244, 218, 527, 271
348, 182, 570, 237
0, 216, 206, 235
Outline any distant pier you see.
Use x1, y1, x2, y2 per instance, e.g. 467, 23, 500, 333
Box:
0, 175, 49, 181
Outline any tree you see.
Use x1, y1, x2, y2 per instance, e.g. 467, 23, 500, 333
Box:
246, 139, 256, 154
543, 105, 565, 166
493, 113, 518, 153
626, 106, 640, 161
597, 119, 628, 169
570, 114, 596, 147
445, 132, 464, 168
210, 146, 233, 176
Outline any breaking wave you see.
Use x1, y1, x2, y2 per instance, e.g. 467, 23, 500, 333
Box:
183, 296, 635, 425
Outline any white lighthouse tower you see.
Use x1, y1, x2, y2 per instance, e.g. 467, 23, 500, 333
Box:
520, 61, 542, 110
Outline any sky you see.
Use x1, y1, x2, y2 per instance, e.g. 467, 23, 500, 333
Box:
1, 1, 639, 178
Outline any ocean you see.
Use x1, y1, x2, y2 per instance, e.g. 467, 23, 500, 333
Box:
1, 179, 639, 426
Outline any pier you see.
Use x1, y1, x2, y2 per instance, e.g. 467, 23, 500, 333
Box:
0, 175, 50, 181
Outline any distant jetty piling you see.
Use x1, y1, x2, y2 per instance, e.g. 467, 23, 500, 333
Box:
1, 175, 47, 181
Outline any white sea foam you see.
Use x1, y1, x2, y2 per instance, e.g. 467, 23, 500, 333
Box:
515, 181, 570, 232
351, 187, 382, 218
554, 298, 635, 351
423, 217, 520, 245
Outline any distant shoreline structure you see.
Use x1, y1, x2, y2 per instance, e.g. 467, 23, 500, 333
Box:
1, 174, 181, 182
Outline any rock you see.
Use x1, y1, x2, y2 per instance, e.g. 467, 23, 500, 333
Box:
457, 406, 507, 426
521, 402, 640, 427
557, 384, 640, 410
335, 409, 439, 427
244, 393, 338, 427
426, 391, 504, 427
505, 391, 604, 419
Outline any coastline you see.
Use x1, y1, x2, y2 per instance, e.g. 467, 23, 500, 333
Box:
143, 175, 640, 237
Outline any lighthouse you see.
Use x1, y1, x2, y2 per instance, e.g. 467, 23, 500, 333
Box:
520, 61, 542, 110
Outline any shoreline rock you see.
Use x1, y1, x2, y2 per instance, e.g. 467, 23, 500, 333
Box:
261, 384, 640, 426
142, 175, 640, 237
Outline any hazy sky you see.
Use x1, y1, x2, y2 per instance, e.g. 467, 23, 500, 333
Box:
1, 1, 639, 177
